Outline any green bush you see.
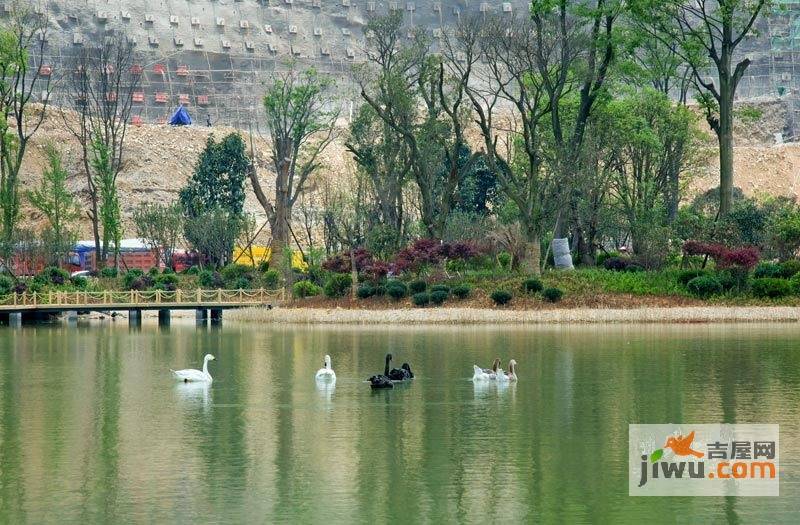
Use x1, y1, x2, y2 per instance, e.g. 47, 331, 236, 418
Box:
677, 269, 708, 286
185, 265, 200, 275
0, 274, 13, 295
221, 263, 253, 282
40, 266, 70, 285
753, 262, 783, 279
293, 280, 322, 298
789, 273, 800, 294
357, 283, 375, 299
430, 284, 450, 294
715, 270, 737, 292
198, 270, 223, 289
257, 261, 269, 272
386, 280, 408, 300
99, 267, 118, 278
409, 280, 427, 294
374, 284, 386, 296
686, 276, 723, 298
452, 284, 471, 299
154, 273, 179, 291
263, 269, 281, 290
324, 273, 353, 298
751, 278, 791, 299
70, 276, 88, 289
779, 259, 800, 278
162, 267, 175, 275
412, 292, 430, 306
490, 290, 512, 306
595, 251, 620, 267
497, 251, 512, 270
542, 287, 564, 302
123, 269, 145, 290
430, 290, 448, 305
522, 278, 543, 293
232, 276, 252, 290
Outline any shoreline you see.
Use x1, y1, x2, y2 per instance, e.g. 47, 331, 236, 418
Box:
227, 306, 800, 324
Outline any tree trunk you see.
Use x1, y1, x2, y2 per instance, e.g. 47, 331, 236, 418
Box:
349, 248, 359, 298
519, 227, 541, 276
718, 89, 735, 217
271, 164, 292, 289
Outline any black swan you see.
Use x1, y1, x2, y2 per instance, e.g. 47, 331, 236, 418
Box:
369, 353, 394, 389
387, 355, 414, 381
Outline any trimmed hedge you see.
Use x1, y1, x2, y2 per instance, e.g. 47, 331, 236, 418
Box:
753, 262, 783, 279
751, 278, 791, 299
490, 290, 512, 306
522, 278, 544, 294
324, 273, 352, 298
677, 269, 707, 286
293, 280, 322, 298
452, 284, 471, 299
430, 284, 450, 294
386, 280, 408, 300
542, 287, 564, 302
412, 292, 430, 306
409, 280, 427, 294
430, 290, 448, 305
686, 275, 723, 298
357, 284, 375, 299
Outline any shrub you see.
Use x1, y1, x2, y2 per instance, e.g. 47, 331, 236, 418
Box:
430, 290, 448, 305
412, 292, 431, 306
686, 276, 723, 298
522, 278, 543, 293
357, 284, 375, 299
293, 280, 322, 298
232, 277, 252, 290
603, 257, 633, 272
542, 287, 564, 302
452, 284, 471, 299
595, 251, 620, 267
751, 278, 791, 299
715, 271, 737, 292
753, 262, 783, 279
779, 259, 800, 278
162, 267, 175, 275
70, 276, 88, 289
324, 273, 353, 298
790, 273, 800, 294
257, 261, 269, 272
128, 276, 153, 291
490, 290, 512, 306
13, 282, 27, 294
263, 269, 281, 290
154, 273, 179, 291
374, 284, 386, 297
677, 269, 708, 286
147, 267, 160, 276
430, 284, 450, 294
497, 251, 512, 270
40, 266, 70, 285
0, 274, 13, 295
99, 267, 118, 278
198, 270, 224, 289
409, 280, 427, 294
385, 280, 408, 300
185, 265, 200, 275
221, 263, 253, 282
123, 269, 145, 289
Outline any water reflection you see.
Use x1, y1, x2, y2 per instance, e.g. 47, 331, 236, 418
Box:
1, 323, 799, 522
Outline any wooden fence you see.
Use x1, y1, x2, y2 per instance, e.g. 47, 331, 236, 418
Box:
0, 288, 284, 309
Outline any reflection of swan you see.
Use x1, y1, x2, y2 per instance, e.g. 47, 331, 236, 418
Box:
175, 381, 211, 407
172, 354, 215, 382
315, 354, 336, 382
368, 354, 394, 389
315, 379, 335, 405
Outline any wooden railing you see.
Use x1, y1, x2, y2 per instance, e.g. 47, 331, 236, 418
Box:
0, 288, 284, 309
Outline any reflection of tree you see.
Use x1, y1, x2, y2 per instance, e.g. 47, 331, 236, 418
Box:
0, 335, 27, 522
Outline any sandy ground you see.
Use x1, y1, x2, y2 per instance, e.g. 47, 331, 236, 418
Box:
226, 306, 800, 324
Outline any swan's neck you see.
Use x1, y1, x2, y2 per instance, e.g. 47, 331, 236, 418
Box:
384, 357, 391, 375
325, 359, 332, 370
202, 359, 209, 376
492, 359, 499, 373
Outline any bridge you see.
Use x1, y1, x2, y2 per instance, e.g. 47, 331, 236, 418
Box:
0, 289, 284, 327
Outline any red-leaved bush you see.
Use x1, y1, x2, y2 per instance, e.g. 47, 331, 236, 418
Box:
321, 247, 374, 273
393, 239, 481, 273
682, 240, 760, 269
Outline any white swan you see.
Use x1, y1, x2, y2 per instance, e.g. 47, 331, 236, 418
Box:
315, 354, 336, 382
497, 359, 518, 382
472, 365, 494, 381
172, 354, 215, 383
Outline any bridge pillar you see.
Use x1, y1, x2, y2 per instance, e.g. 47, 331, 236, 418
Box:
210, 308, 223, 324
129, 309, 142, 328
8, 311, 21, 328
158, 309, 170, 326
196, 308, 208, 325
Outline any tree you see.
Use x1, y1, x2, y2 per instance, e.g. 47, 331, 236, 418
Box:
180, 133, 249, 267
0, 4, 53, 264
132, 202, 184, 268
26, 145, 79, 266
634, 0, 768, 217
62, 35, 141, 268
250, 69, 337, 281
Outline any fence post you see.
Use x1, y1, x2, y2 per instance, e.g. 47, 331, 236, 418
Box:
196, 289, 201, 303
33, 292, 37, 306
218, 289, 222, 302
177, 289, 182, 303
156, 289, 161, 304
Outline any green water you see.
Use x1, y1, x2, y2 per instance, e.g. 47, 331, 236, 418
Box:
1, 322, 799, 523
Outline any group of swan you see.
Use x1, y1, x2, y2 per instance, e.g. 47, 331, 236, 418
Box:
367, 353, 414, 389
472, 357, 518, 382
171, 353, 516, 387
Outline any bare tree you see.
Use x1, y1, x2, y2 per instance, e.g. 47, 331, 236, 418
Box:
62, 35, 141, 269
0, 3, 53, 263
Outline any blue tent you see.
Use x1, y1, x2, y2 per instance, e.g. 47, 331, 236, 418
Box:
169, 106, 192, 126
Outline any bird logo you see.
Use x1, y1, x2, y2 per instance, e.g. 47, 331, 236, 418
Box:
664, 431, 704, 459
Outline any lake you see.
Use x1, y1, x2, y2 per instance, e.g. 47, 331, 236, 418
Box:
0, 322, 799, 522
